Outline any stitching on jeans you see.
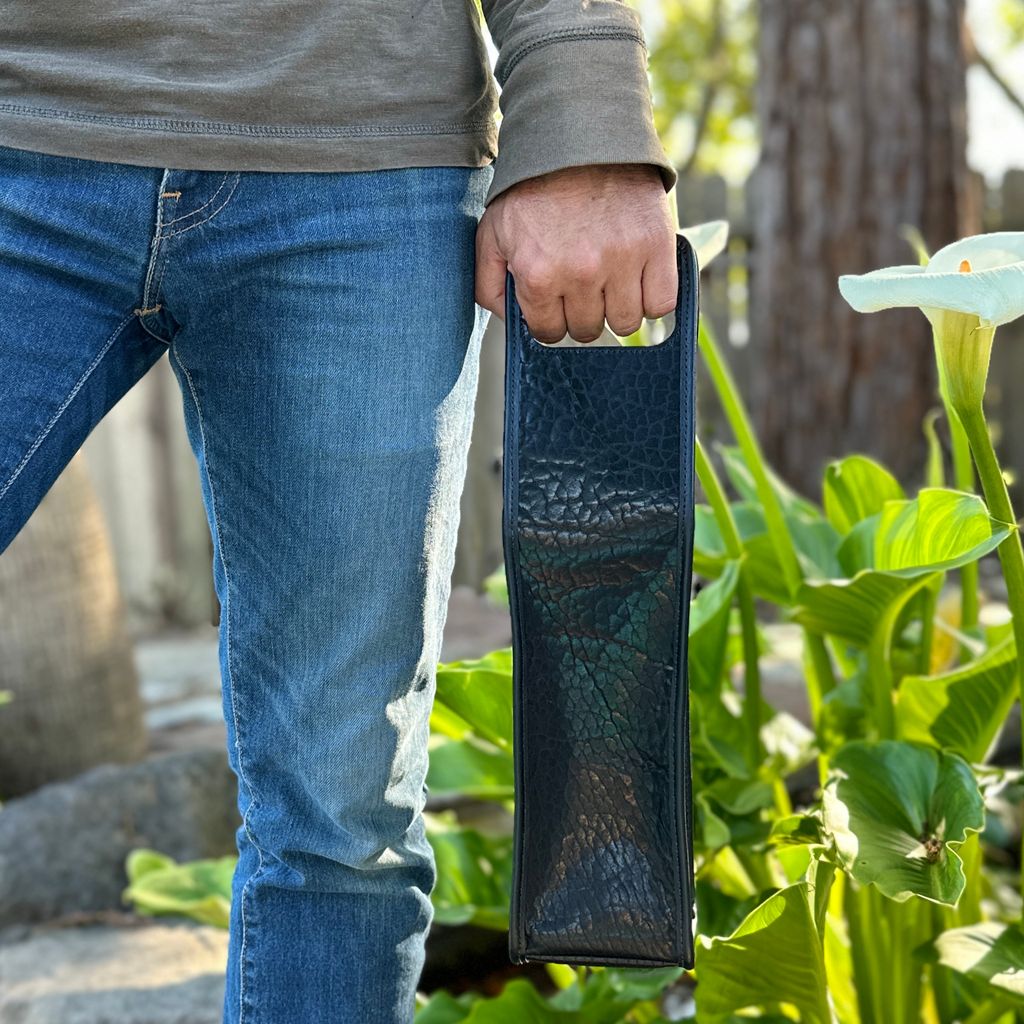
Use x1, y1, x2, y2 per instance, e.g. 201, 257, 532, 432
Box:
0, 313, 135, 505
161, 173, 240, 239
499, 26, 646, 83
0, 103, 494, 139
161, 171, 231, 229
169, 344, 266, 1024
141, 169, 173, 311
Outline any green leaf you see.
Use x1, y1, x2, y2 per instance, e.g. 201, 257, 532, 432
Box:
416, 991, 474, 1023
688, 561, 740, 694
435, 649, 513, 752
897, 635, 1018, 762
821, 741, 985, 904
802, 490, 1010, 642
695, 883, 831, 1023
425, 815, 512, 930
426, 738, 514, 801
121, 850, 235, 928
824, 455, 905, 534
875, 489, 1010, 573
794, 571, 927, 648
931, 922, 1024, 998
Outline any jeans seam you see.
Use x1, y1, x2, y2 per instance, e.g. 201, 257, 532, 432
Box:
169, 342, 265, 1024
160, 171, 232, 230
161, 173, 240, 240
0, 313, 135, 505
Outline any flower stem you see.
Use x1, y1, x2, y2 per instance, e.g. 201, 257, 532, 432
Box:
697, 322, 837, 721
935, 331, 981, 632
695, 438, 763, 768
957, 405, 1024, 884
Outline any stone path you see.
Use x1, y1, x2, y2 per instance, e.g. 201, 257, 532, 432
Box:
0, 918, 227, 1024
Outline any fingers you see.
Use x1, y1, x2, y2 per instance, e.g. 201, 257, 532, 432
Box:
515, 268, 568, 344
474, 216, 508, 319
641, 235, 678, 321
604, 273, 645, 338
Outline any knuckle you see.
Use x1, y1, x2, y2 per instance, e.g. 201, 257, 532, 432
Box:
568, 250, 602, 284
516, 262, 554, 296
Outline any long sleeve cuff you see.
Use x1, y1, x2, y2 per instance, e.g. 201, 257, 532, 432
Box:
484, 33, 677, 207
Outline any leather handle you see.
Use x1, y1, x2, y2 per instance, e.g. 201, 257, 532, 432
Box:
504, 231, 698, 353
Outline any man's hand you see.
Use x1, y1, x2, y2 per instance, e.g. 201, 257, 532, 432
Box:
475, 164, 677, 344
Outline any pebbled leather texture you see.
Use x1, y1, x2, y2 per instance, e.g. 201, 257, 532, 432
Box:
501, 233, 699, 969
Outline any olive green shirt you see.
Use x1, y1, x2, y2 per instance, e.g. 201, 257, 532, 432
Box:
0, 0, 676, 206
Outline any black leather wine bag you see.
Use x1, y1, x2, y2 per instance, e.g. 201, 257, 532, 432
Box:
501, 233, 699, 969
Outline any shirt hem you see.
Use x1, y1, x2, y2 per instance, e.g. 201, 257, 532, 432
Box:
0, 103, 498, 173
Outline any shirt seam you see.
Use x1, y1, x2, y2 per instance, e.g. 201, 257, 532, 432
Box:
498, 26, 646, 84
0, 102, 494, 140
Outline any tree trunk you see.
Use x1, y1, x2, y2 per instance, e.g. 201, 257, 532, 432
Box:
750, 0, 976, 494
0, 456, 146, 799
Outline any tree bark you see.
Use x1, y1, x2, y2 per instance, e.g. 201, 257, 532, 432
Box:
750, 0, 976, 494
0, 456, 146, 799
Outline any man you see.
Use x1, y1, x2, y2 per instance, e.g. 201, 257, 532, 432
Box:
0, 1, 678, 1020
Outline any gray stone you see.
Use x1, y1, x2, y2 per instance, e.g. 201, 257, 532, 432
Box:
0, 750, 240, 927
0, 918, 227, 1024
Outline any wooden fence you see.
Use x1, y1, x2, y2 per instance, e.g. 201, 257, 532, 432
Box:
80, 169, 1024, 633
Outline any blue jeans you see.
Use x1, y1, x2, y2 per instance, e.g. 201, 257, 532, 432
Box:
0, 143, 493, 1023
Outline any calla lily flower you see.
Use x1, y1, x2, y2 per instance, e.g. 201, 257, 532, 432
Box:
838, 232, 1024, 329
839, 232, 1024, 413
681, 219, 729, 271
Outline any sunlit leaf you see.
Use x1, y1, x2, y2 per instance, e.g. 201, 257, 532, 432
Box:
897, 635, 1018, 762
823, 455, 905, 534
821, 741, 984, 905
695, 883, 831, 1023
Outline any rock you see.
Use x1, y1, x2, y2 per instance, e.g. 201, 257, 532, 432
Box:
0, 750, 240, 927
0, 918, 227, 1024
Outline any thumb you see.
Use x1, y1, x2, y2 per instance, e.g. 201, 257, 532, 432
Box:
474, 214, 508, 319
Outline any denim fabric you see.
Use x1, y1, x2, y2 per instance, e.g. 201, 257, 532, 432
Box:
0, 142, 493, 1023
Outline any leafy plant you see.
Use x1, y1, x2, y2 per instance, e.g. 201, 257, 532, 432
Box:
125, 225, 1024, 1023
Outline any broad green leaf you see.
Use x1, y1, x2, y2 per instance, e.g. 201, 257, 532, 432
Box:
931, 922, 1024, 998
822, 741, 984, 904
125, 848, 176, 882
695, 504, 730, 578
435, 649, 513, 752
416, 991, 474, 1023
807, 490, 1010, 638
824, 455, 905, 534
426, 738, 514, 801
836, 514, 879, 575
769, 813, 824, 847
426, 816, 512, 930
121, 850, 235, 928
696, 794, 732, 851
817, 672, 870, 752
688, 560, 740, 694
695, 883, 831, 1023
875, 489, 1010, 573
794, 572, 926, 647
897, 635, 1018, 762
704, 777, 774, 816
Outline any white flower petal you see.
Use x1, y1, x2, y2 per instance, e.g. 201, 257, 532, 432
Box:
681, 220, 730, 270
927, 232, 1024, 274
839, 261, 1024, 326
